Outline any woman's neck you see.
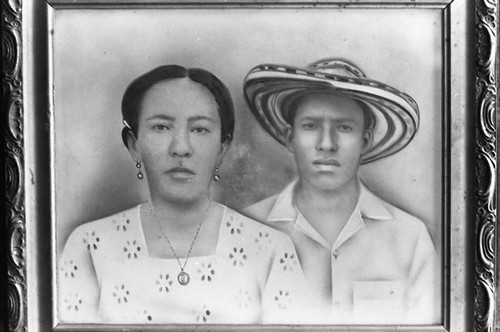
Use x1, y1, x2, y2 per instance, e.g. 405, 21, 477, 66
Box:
149, 195, 213, 231
142, 194, 222, 259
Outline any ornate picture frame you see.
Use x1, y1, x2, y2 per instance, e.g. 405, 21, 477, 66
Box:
3, 0, 498, 331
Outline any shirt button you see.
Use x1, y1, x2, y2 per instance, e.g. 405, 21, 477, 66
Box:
332, 250, 340, 258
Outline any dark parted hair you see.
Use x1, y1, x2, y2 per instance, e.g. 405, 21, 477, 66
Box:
121, 65, 235, 147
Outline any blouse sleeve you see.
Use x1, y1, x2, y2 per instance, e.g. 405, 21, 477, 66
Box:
261, 234, 315, 324
58, 226, 101, 323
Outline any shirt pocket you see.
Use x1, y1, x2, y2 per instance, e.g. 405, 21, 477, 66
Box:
352, 280, 407, 324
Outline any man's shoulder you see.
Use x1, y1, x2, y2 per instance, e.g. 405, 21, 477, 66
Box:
367, 191, 428, 232
241, 194, 280, 222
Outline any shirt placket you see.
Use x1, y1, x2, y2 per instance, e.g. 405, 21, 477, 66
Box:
330, 210, 364, 316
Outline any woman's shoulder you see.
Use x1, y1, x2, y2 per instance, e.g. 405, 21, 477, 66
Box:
221, 204, 293, 245
75, 205, 139, 231
65, 205, 141, 247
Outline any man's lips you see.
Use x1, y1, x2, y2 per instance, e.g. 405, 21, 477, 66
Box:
313, 159, 341, 166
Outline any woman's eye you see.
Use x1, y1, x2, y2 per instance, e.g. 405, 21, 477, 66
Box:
192, 127, 209, 134
152, 124, 169, 131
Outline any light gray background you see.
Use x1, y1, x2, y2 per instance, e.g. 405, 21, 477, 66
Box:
53, 8, 442, 260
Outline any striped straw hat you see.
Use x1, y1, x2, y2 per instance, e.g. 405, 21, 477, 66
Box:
243, 58, 420, 164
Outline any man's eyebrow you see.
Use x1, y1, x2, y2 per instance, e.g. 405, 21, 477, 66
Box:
297, 116, 360, 124
187, 115, 216, 123
297, 116, 322, 122
332, 118, 358, 123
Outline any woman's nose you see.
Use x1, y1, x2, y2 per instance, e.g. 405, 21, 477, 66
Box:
169, 129, 193, 157
316, 127, 338, 152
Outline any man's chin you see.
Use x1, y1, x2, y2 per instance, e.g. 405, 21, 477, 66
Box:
308, 174, 355, 192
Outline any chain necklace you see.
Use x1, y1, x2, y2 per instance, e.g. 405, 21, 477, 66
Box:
148, 200, 211, 286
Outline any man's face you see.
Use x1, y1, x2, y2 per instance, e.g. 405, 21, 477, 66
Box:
287, 93, 372, 193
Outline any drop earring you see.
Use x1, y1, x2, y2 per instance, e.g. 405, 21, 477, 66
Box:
213, 164, 220, 182
136, 160, 144, 180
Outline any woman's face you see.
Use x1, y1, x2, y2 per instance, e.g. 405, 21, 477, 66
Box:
128, 78, 228, 203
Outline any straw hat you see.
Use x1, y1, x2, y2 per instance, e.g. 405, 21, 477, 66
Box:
243, 58, 420, 163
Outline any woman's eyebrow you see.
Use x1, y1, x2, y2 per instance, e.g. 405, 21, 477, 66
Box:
146, 114, 175, 121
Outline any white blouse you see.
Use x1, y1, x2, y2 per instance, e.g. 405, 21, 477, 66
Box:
58, 204, 311, 324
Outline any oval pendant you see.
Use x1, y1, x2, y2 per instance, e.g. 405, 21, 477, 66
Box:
178, 271, 190, 285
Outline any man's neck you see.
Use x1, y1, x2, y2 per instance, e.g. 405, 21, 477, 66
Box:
294, 178, 360, 246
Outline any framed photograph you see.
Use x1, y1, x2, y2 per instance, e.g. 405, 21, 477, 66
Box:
3, 0, 498, 331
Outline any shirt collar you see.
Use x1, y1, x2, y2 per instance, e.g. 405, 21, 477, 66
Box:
267, 179, 299, 222
266, 178, 394, 249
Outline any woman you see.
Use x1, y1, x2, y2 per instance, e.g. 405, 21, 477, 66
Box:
58, 65, 311, 324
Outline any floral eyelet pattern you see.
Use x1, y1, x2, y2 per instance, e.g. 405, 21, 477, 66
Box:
64, 293, 83, 311
279, 252, 298, 272
82, 231, 99, 250
254, 231, 272, 253
194, 305, 211, 323
123, 240, 141, 259
274, 290, 291, 309
229, 247, 247, 266
60, 207, 307, 323
113, 218, 131, 231
197, 263, 215, 282
226, 216, 244, 235
61, 259, 78, 278
140, 309, 153, 322
156, 273, 173, 293
112, 284, 130, 304
236, 289, 252, 308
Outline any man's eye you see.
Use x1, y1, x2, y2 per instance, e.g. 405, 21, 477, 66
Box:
302, 123, 317, 130
338, 125, 353, 132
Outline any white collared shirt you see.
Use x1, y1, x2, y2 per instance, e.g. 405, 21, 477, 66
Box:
244, 180, 441, 325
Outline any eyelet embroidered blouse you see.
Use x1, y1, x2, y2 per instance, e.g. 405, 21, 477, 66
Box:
58, 203, 310, 324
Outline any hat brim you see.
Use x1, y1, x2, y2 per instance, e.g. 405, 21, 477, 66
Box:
244, 64, 420, 164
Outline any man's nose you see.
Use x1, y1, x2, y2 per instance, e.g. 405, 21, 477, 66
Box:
168, 128, 193, 157
316, 126, 338, 152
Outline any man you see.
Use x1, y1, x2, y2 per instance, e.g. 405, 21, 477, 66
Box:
243, 58, 440, 324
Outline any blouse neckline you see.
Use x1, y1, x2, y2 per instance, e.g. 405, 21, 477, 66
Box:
134, 202, 228, 261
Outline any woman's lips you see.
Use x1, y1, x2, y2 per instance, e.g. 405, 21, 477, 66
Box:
165, 167, 196, 180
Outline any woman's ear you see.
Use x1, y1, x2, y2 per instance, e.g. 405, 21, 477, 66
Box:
284, 125, 295, 153
123, 128, 140, 162
216, 134, 231, 164
362, 128, 374, 153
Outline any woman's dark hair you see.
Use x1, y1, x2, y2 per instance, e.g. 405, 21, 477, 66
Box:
121, 65, 235, 147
